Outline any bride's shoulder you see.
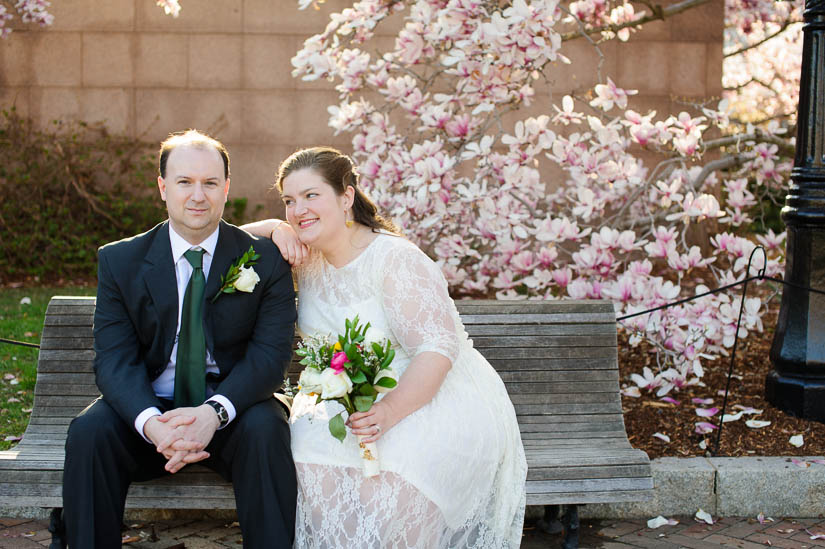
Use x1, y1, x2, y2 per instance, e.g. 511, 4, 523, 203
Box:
372, 232, 425, 258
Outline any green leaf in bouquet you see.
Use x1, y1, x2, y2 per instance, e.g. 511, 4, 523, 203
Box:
299, 357, 310, 365
375, 376, 397, 389
354, 395, 375, 412
371, 342, 383, 356
344, 342, 357, 360
329, 413, 346, 442
358, 384, 377, 397
350, 370, 367, 384
380, 349, 395, 369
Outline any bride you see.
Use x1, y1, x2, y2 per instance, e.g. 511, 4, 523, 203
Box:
244, 147, 526, 548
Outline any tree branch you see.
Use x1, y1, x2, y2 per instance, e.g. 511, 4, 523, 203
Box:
561, 0, 714, 42
723, 20, 796, 58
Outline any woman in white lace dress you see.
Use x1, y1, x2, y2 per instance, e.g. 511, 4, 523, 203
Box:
249, 147, 526, 548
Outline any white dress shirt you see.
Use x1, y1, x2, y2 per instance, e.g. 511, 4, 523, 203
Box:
134, 224, 237, 441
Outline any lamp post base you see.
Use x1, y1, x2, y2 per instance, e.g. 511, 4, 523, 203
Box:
765, 371, 825, 422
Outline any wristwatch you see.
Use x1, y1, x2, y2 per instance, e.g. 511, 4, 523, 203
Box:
205, 400, 229, 429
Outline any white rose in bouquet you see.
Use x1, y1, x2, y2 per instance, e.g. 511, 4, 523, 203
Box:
373, 369, 398, 394
363, 326, 388, 348
319, 368, 353, 399
298, 368, 323, 394
234, 266, 260, 292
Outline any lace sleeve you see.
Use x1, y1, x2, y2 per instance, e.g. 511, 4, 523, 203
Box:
380, 239, 460, 364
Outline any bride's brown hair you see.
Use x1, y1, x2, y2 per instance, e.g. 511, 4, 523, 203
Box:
275, 147, 400, 234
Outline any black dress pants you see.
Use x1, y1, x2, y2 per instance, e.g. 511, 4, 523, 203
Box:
62, 397, 296, 549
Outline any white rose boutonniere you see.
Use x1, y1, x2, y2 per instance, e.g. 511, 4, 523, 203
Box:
212, 245, 261, 303
234, 266, 260, 292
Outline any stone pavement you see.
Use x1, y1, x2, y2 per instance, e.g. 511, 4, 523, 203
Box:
4, 515, 825, 548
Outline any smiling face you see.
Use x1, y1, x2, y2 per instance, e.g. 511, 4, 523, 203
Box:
157, 144, 230, 245
281, 167, 354, 250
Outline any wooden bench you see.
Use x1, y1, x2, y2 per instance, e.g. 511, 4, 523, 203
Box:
0, 296, 652, 548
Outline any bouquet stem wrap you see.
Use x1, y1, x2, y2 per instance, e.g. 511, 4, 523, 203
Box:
357, 434, 380, 477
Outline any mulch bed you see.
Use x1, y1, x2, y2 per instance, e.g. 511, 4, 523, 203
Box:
619, 302, 825, 459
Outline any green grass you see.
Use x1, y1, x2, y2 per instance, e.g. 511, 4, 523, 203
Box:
0, 286, 95, 450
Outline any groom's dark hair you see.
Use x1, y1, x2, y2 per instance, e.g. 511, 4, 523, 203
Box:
159, 129, 230, 180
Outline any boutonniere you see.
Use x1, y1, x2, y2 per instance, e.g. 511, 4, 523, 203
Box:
211, 246, 261, 303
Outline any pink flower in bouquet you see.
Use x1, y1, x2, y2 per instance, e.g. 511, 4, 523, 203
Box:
330, 351, 350, 374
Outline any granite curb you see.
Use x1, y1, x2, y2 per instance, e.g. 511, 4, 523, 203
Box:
581, 456, 825, 519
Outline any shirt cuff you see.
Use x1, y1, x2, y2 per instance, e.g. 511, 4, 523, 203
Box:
135, 407, 162, 443
207, 395, 236, 429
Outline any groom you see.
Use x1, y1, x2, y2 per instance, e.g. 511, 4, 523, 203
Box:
62, 130, 297, 548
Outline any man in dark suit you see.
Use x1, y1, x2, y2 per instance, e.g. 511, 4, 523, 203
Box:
62, 130, 297, 548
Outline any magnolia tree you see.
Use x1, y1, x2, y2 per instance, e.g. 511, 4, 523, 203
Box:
289, 0, 804, 404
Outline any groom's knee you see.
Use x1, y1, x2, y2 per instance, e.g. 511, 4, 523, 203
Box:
65, 399, 129, 460
233, 399, 291, 454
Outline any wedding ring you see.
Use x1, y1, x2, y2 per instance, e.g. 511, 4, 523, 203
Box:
375, 425, 382, 433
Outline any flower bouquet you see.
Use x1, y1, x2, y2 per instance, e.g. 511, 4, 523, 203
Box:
296, 316, 398, 477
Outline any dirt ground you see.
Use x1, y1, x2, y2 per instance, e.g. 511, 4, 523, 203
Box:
619, 302, 825, 459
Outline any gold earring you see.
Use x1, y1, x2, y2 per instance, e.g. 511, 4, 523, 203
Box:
345, 210, 354, 228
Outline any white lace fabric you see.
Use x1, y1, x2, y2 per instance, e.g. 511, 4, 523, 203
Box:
290, 234, 527, 548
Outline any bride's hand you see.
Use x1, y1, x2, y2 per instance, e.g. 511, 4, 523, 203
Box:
348, 401, 398, 443
270, 220, 309, 266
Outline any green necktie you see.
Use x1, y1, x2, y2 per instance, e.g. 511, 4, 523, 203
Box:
174, 248, 206, 408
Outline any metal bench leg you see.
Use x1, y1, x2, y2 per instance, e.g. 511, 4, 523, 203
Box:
537, 504, 564, 535
560, 504, 579, 549
48, 507, 66, 549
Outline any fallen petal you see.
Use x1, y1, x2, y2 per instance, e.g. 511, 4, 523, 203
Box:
791, 458, 810, 468
722, 411, 744, 423
745, 420, 771, 428
19, 297, 31, 305
699, 439, 708, 450
810, 459, 825, 466
696, 407, 719, 417
805, 528, 825, 540
621, 386, 642, 398
695, 422, 718, 434
695, 508, 714, 525
3, 435, 22, 442
3, 374, 14, 381
652, 432, 671, 443
790, 434, 804, 448
647, 515, 678, 529
660, 397, 680, 405
732, 405, 763, 414
692, 397, 714, 405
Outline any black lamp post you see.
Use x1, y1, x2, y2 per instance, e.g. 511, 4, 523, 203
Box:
766, 0, 825, 421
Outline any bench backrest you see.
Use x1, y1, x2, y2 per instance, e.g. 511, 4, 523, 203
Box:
27, 297, 625, 450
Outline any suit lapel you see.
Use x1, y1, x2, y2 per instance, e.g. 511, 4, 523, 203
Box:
143, 222, 179, 354
204, 221, 241, 352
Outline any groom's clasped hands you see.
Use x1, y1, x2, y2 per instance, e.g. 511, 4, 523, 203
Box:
144, 405, 219, 473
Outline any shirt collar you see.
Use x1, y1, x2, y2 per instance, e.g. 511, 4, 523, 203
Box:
169, 223, 220, 264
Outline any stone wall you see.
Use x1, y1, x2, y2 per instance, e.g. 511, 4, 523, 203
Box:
0, 0, 723, 217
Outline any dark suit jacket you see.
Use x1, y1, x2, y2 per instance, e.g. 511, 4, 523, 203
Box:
92, 220, 296, 425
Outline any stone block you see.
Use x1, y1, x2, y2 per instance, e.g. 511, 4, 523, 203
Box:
29, 87, 81, 129
706, 41, 723, 98
243, 0, 345, 35
616, 41, 669, 95
82, 33, 134, 87
0, 32, 34, 86
241, 89, 344, 146
135, 90, 243, 143
80, 88, 133, 135
0, 88, 29, 119
31, 32, 82, 86
189, 35, 243, 89
671, 0, 724, 42
243, 35, 294, 90
580, 457, 717, 519
225, 144, 293, 214
137, 0, 242, 33
668, 42, 706, 98
135, 33, 188, 88
47, 0, 134, 31
713, 456, 825, 517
